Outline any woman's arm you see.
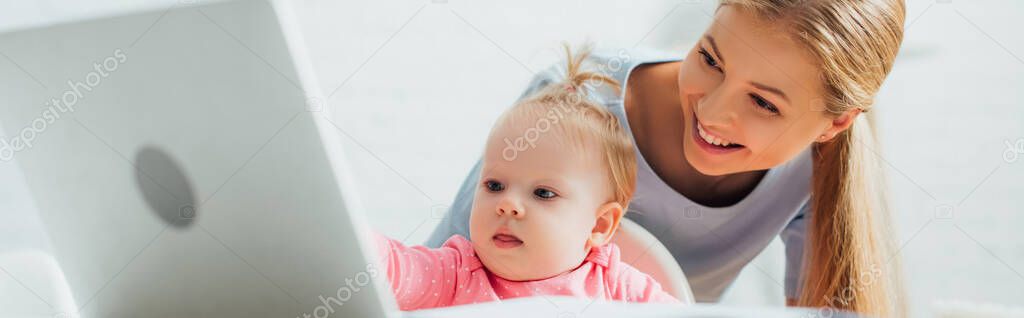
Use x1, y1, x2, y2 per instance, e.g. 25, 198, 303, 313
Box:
781, 201, 810, 303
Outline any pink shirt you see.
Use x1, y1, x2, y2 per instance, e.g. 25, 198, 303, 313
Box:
374, 234, 678, 310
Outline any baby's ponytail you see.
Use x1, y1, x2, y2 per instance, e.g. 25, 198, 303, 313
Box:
561, 44, 620, 96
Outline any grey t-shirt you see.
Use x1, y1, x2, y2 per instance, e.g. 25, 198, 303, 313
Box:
425, 48, 812, 302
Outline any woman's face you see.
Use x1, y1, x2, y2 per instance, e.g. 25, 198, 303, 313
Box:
677, 6, 856, 176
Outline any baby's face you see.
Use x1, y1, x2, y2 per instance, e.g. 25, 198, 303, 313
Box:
470, 121, 616, 281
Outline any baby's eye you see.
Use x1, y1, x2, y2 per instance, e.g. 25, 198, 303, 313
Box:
484, 180, 505, 192
533, 188, 557, 199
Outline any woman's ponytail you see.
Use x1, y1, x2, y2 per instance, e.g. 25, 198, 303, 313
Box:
803, 110, 903, 316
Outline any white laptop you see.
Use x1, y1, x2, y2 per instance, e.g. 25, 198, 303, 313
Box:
0, 0, 395, 317
0, 1, 842, 317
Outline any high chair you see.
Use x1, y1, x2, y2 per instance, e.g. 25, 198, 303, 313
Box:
611, 218, 696, 304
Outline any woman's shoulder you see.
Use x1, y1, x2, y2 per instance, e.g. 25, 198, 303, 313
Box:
523, 47, 682, 102
754, 145, 814, 215
775, 145, 814, 190
534, 47, 680, 80
588, 47, 681, 78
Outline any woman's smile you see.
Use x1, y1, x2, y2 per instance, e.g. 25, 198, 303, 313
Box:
690, 109, 745, 155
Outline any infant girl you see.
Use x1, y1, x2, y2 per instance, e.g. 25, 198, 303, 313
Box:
373, 46, 678, 310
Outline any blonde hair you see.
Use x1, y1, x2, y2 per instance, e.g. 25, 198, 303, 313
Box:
718, 0, 906, 316
494, 44, 637, 208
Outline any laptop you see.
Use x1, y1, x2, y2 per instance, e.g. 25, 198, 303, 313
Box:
0, 0, 841, 317
0, 0, 395, 316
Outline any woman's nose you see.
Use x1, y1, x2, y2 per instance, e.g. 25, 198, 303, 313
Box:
697, 84, 741, 126
496, 197, 524, 218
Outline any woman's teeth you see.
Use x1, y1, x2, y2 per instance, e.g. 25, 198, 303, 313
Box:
696, 122, 736, 147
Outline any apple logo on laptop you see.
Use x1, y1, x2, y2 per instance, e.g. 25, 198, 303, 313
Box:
134, 146, 197, 228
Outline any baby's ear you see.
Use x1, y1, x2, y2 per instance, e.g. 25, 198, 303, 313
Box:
589, 202, 624, 247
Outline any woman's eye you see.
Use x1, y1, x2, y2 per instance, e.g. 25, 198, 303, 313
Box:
533, 188, 557, 199
750, 93, 780, 115
484, 180, 505, 192
698, 48, 721, 71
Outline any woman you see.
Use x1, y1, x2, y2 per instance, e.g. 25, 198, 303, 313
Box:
428, 0, 906, 315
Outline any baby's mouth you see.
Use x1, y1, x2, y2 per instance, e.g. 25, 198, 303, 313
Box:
492, 233, 523, 249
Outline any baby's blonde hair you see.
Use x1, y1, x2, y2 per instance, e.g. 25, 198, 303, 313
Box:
493, 44, 637, 208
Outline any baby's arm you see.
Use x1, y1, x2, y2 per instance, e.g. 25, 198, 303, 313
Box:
373, 233, 462, 310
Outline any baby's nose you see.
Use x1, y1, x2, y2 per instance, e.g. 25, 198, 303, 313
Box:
498, 206, 522, 217
496, 199, 524, 218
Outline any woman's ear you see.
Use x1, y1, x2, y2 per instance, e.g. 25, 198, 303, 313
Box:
818, 108, 862, 142
589, 202, 624, 247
